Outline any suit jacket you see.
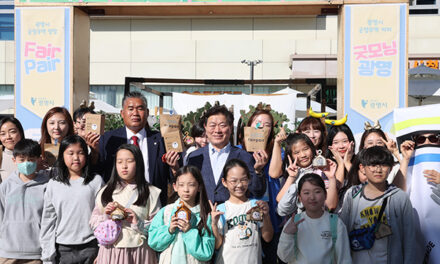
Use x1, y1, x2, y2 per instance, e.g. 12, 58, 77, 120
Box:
187, 145, 265, 204
97, 127, 170, 205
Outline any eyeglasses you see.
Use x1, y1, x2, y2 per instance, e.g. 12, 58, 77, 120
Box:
414, 135, 439, 145
367, 164, 390, 171
227, 178, 249, 186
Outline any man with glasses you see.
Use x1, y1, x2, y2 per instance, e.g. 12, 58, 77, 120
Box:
412, 132, 440, 147
400, 131, 440, 262
186, 105, 265, 204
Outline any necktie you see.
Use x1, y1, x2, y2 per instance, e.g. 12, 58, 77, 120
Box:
131, 135, 139, 147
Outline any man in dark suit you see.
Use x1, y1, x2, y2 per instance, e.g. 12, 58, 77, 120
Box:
98, 91, 174, 205
186, 105, 265, 204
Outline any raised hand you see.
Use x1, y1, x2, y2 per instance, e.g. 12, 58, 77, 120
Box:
287, 155, 299, 179
344, 141, 355, 163
85, 132, 100, 151
400, 140, 415, 160
283, 214, 305, 235
209, 200, 224, 226
254, 150, 269, 173
164, 151, 180, 173
381, 136, 398, 154
424, 169, 440, 184
328, 145, 343, 165
275, 127, 287, 145
322, 159, 337, 179
255, 200, 270, 217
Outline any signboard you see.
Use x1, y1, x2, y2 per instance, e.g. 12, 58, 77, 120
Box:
15, 7, 70, 139
344, 3, 407, 135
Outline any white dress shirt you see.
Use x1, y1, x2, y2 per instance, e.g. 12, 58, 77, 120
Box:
208, 143, 231, 185
126, 127, 150, 183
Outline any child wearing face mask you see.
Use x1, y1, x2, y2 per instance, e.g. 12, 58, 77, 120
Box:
0, 139, 50, 263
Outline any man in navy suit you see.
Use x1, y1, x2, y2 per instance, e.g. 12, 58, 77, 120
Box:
98, 91, 175, 205
186, 105, 265, 204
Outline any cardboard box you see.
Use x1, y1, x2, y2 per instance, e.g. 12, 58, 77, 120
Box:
85, 114, 105, 135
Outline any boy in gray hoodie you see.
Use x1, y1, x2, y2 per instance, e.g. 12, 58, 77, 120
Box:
340, 146, 415, 264
0, 139, 49, 264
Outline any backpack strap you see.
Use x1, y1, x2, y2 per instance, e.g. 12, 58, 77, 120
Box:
329, 213, 338, 264
216, 203, 227, 233
351, 184, 363, 199
249, 199, 258, 208
293, 213, 302, 260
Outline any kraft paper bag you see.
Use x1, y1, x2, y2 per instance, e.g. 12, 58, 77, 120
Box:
244, 127, 270, 152
164, 130, 183, 153
85, 114, 105, 135
159, 114, 181, 135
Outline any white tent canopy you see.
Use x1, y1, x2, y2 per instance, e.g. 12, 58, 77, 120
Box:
273, 87, 336, 116
408, 65, 440, 106
90, 99, 120, 114
0, 95, 14, 115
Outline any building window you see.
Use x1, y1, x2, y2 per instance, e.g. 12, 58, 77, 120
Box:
410, 0, 440, 14
0, 0, 14, 40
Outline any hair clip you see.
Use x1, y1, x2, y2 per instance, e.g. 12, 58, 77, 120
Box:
324, 114, 348, 126
256, 102, 272, 111
88, 101, 95, 111
364, 120, 381, 131
79, 100, 88, 109
308, 108, 329, 118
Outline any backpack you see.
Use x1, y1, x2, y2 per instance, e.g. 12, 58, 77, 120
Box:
293, 213, 339, 264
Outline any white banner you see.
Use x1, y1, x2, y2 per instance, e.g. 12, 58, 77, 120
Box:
392, 104, 440, 138
407, 146, 440, 264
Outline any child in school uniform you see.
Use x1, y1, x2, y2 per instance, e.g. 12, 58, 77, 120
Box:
0, 139, 50, 264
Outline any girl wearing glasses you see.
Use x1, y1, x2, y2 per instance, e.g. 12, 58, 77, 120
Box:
212, 158, 273, 264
